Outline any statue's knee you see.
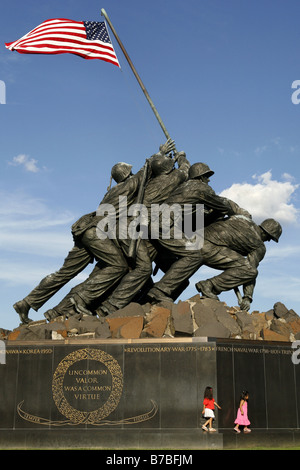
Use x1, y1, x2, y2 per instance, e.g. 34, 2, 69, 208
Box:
138, 260, 152, 277
118, 261, 129, 275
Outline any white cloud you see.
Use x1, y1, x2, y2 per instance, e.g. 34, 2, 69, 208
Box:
0, 191, 74, 234
0, 258, 89, 287
0, 190, 45, 216
281, 172, 295, 182
8, 154, 45, 173
255, 272, 300, 307
254, 145, 268, 155
265, 244, 300, 260
0, 190, 76, 257
0, 231, 73, 258
220, 171, 299, 224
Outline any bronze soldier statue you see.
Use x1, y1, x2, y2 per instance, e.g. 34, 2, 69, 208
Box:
195, 217, 282, 311
13, 141, 170, 324
42, 139, 176, 319
13, 164, 131, 324
146, 162, 251, 303
64, 139, 177, 317
97, 147, 190, 316
53, 141, 189, 317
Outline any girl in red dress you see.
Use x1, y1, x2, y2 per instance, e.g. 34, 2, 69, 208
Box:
202, 386, 221, 432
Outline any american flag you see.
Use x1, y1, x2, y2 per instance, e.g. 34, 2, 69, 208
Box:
5, 18, 120, 67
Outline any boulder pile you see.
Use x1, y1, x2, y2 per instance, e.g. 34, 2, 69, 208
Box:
1, 296, 299, 343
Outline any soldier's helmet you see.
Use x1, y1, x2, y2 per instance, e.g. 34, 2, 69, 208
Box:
111, 162, 133, 183
151, 155, 174, 176
259, 219, 282, 243
188, 162, 214, 179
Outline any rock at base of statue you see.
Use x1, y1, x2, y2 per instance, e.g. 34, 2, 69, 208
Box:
3, 297, 299, 343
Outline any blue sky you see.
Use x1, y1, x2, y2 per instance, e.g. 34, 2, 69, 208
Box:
0, 0, 299, 331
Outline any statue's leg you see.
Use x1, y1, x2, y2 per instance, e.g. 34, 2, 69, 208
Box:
68, 228, 129, 313
14, 244, 93, 323
147, 237, 203, 302
100, 239, 152, 314
195, 245, 258, 295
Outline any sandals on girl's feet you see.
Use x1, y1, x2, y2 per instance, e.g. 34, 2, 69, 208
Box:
234, 427, 241, 433
244, 428, 251, 433
202, 425, 208, 431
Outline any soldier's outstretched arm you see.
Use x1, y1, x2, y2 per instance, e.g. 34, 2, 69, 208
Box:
225, 199, 252, 219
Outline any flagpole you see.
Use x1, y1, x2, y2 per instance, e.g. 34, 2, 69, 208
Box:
101, 8, 175, 148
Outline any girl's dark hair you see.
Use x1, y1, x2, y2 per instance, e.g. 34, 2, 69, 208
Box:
240, 390, 249, 401
204, 386, 213, 399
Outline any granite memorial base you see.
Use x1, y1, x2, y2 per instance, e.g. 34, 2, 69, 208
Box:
0, 337, 222, 450
217, 338, 300, 449
0, 336, 299, 449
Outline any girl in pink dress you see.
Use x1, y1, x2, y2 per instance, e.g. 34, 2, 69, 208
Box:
234, 391, 251, 433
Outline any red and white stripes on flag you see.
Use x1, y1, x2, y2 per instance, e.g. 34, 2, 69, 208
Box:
5, 18, 120, 67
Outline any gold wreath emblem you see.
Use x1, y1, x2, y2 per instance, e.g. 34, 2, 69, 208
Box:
52, 348, 123, 424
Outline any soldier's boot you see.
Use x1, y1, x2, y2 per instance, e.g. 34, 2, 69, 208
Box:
96, 300, 117, 317
146, 287, 173, 304
70, 293, 93, 316
195, 280, 220, 300
13, 299, 33, 324
43, 308, 60, 321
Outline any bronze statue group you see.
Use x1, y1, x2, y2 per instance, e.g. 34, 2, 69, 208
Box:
14, 139, 282, 325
